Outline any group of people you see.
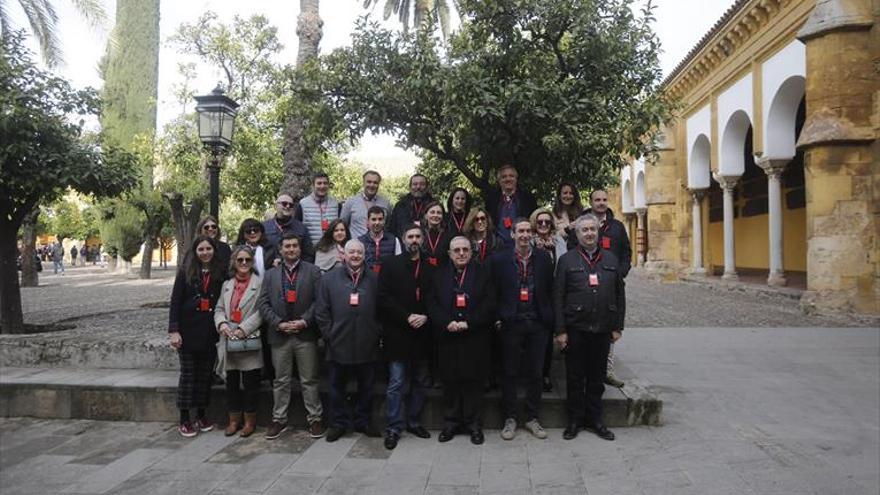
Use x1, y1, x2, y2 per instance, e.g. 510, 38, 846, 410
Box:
168, 165, 631, 449
39, 241, 103, 274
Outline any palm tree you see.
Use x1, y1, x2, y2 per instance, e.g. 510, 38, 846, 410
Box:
363, 0, 457, 37
0, 0, 107, 67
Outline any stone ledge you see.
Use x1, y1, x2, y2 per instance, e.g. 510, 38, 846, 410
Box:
0, 366, 662, 428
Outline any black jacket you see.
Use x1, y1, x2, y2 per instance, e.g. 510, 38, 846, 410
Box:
168, 270, 223, 353
422, 228, 452, 267
490, 248, 555, 330
315, 266, 381, 364
553, 248, 625, 335
378, 253, 437, 362
388, 193, 434, 238
582, 208, 631, 277
485, 187, 538, 243
426, 260, 497, 381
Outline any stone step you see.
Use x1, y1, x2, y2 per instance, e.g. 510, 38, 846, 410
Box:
0, 366, 661, 428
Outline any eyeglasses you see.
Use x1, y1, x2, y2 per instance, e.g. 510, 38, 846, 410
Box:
235, 257, 253, 264
244, 228, 261, 235
474, 216, 487, 223
451, 247, 471, 253
203, 224, 218, 231
277, 201, 294, 208
536, 219, 553, 226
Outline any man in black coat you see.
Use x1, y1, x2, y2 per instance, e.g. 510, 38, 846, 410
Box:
427, 236, 497, 445
387, 174, 434, 237
378, 224, 437, 450
583, 188, 631, 388
554, 213, 624, 442
485, 164, 538, 246
490, 218, 555, 441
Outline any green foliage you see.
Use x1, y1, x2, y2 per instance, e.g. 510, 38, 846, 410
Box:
99, 201, 143, 261
100, 0, 160, 156
363, 0, 457, 38
46, 199, 85, 240
315, 0, 673, 202
0, 32, 140, 229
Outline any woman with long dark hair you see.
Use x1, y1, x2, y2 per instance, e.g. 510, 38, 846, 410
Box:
422, 200, 451, 266
314, 219, 350, 272
168, 235, 225, 437
214, 245, 264, 437
462, 206, 503, 264
551, 182, 583, 242
196, 215, 232, 269
445, 187, 473, 237
235, 218, 273, 276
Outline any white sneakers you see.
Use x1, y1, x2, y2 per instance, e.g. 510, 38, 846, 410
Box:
501, 418, 548, 440
501, 418, 517, 440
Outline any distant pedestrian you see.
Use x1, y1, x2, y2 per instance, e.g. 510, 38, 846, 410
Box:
51, 241, 64, 275
70, 245, 78, 266
80, 245, 87, 265
168, 236, 225, 438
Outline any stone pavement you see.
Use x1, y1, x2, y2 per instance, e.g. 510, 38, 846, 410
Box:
2, 326, 877, 494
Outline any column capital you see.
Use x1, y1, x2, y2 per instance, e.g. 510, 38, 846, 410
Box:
755, 155, 790, 178
635, 207, 647, 216
689, 188, 707, 200
712, 173, 740, 191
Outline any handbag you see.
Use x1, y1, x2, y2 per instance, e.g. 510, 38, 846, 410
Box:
225, 330, 262, 353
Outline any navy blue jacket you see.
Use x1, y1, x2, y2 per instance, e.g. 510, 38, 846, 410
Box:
490, 248, 555, 330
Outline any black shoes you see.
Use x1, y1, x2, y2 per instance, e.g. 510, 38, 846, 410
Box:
438, 427, 456, 443
406, 425, 431, 439
325, 426, 346, 442
469, 429, 484, 445
542, 376, 553, 392
384, 431, 400, 450
585, 424, 615, 441
355, 424, 382, 438
563, 423, 579, 440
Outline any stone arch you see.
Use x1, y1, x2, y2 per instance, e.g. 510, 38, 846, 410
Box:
622, 177, 634, 214
720, 110, 752, 176
688, 134, 711, 189
765, 75, 806, 159
635, 171, 646, 209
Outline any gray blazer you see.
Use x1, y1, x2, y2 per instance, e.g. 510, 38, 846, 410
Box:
315, 266, 381, 364
258, 261, 322, 345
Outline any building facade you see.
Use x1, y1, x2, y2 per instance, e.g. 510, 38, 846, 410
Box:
614, 0, 878, 314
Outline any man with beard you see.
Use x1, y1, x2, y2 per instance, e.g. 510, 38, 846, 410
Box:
378, 224, 436, 449
387, 174, 433, 237
554, 214, 624, 441
427, 236, 496, 445
263, 193, 314, 264
582, 189, 631, 388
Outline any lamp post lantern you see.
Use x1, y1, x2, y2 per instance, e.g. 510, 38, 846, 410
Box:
194, 85, 239, 219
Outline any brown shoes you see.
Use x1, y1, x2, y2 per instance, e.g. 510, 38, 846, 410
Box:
225, 412, 242, 437
265, 421, 288, 440
309, 420, 326, 439
240, 412, 257, 437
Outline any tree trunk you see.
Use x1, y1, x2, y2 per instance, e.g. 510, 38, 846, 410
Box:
280, 0, 323, 202
139, 235, 154, 279
108, 255, 118, 271
0, 222, 25, 334
20, 208, 40, 288
164, 193, 203, 267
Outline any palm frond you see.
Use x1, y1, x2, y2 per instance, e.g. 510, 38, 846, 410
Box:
436, 0, 450, 37
67, 0, 107, 31
383, 0, 396, 21
17, 0, 62, 66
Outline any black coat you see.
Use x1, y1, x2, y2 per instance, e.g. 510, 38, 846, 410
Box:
426, 261, 497, 381
553, 248, 624, 335
490, 248, 555, 330
388, 193, 434, 238
485, 186, 538, 243
378, 253, 437, 362
582, 208, 632, 277
315, 266, 381, 364
168, 270, 223, 353
422, 228, 452, 267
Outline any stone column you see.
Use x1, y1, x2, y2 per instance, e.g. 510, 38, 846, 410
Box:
796, 0, 878, 314
713, 173, 740, 281
690, 189, 707, 275
635, 208, 647, 267
757, 157, 790, 286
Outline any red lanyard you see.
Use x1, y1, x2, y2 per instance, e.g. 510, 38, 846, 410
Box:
350, 268, 362, 288
372, 235, 382, 260
413, 200, 424, 220
515, 250, 531, 283
427, 230, 442, 254
479, 240, 487, 261
317, 200, 326, 219
456, 265, 468, 289
452, 212, 465, 232
578, 248, 602, 271
413, 259, 421, 280
200, 271, 211, 294
285, 263, 299, 286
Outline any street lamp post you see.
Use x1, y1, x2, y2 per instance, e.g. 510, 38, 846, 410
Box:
194, 85, 239, 219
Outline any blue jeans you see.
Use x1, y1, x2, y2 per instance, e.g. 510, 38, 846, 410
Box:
386, 360, 430, 434
328, 361, 375, 430
53, 259, 64, 274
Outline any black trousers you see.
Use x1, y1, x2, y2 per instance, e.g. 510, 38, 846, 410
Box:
564, 331, 611, 427
225, 369, 261, 413
501, 320, 548, 420
177, 348, 216, 410
442, 379, 484, 431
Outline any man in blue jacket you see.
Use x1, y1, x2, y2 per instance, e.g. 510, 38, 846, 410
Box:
491, 218, 555, 441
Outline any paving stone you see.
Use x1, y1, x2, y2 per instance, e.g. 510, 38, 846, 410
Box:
364, 463, 430, 495
427, 445, 481, 487
151, 432, 239, 471
65, 448, 171, 493
208, 431, 313, 463
263, 474, 327, 495
346, 434, 392, 460
212, 453, 298, 493
285, 436, 357, 477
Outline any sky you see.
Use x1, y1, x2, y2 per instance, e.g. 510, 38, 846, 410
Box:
10, 0, 735, 177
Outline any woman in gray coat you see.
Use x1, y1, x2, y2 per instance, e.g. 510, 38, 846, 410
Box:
214, 245, 264, 437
